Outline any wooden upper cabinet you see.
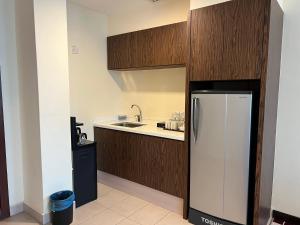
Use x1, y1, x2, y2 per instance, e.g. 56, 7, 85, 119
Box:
107, 33, 132, 70
107, 22, 187, 70
189, 0, 268, 81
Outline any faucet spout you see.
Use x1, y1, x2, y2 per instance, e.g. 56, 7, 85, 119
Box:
131, 104, 143, 122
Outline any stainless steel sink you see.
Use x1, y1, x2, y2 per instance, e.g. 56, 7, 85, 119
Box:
112, 122, 145, 128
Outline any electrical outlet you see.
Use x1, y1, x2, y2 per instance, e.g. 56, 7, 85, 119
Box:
71, 45, 80, 54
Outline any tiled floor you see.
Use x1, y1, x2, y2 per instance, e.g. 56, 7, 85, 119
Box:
0, 183, 190, 225
0, 183, 282, 225
0, 213, 39, 225
73, 183, 190, 225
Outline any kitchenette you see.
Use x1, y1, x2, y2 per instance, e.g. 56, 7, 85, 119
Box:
67, 0, 283, 225
0, 0, 291, 224
68, 4, 189, 215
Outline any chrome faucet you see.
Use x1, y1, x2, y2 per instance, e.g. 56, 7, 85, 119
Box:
131, 104, 143, 122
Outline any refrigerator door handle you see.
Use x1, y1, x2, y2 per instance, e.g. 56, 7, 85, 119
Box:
192, 97, 200, 143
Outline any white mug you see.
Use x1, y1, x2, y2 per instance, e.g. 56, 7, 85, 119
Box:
171, 121, 178, 130
165, 121, 171, 130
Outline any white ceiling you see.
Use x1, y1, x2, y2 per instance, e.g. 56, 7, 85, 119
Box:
69, 0, 178, 15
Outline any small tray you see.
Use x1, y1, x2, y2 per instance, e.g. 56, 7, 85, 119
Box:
163, 128, 184, 133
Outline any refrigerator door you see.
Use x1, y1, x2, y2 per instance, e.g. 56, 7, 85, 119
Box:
223, 94, 252, 224
190, 93, 227, 219
190, 92, 252, 225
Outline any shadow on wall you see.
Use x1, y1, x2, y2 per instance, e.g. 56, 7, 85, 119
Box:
109, 67, 186, 93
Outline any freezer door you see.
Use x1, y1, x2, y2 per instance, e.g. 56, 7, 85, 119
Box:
190, 94, 227, 219
223, 94, 252, 224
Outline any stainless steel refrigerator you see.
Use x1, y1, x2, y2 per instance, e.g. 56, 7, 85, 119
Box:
189, 91, 253, 225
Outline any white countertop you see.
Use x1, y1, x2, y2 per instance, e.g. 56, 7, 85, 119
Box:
94, 119, 185, 141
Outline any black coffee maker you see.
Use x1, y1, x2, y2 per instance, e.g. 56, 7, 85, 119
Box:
70, 117, 87, 150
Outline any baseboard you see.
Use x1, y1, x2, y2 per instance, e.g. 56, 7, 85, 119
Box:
43, 212, 50, 225
9, 203, 24, 216
267, 216, 273, 225
23, 203, 50, 224
97, 171, 184, 215
273, 210, 300, 225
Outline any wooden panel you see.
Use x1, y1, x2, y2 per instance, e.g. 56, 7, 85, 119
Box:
152, 22, 187, 66
254, 1, 284, 225
273, 210, 300, 225
0, 70, 10, 219
189, 0, 266, 81
186, 1, 283, 224
107, 33, 131, 70
107, 22, 187, 70
183, 11, 192, 220
94, 127, 186, 198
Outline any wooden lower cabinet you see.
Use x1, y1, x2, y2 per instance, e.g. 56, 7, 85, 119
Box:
94, 127, 186, 198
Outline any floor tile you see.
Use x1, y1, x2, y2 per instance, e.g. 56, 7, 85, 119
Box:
156, 212, 191, 225
98, 183, 113, 197
2, 182, 188, 225
0, 213, 39, 225
117, 218, 141, 225
110, 195, 149, 217
97, 189, 130, 208
80, 209, 125, 225
73, 200, 107, 224
129, 204, 169, 225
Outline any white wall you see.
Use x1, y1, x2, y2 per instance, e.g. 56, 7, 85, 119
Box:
277, 0, 284, 8
67, 2, 122, 139
33, 0, 73, 214
114, 69, 186, 121
11, 0, 74, 218
0, 0, 24, 215
108, 0, 190, 36
190, 0, 231, 10
272, 0, 300, 218
15, 0, 44, 215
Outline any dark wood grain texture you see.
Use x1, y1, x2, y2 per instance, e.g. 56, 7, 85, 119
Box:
186, 0, 283, 225
183, 10, 192, 220
254, 1, 284, 225
0, 70, 10, 219
107, 22, 187, 70
94, 127, 186, 198
273, 210, 300, 225
189, 0, 266, 81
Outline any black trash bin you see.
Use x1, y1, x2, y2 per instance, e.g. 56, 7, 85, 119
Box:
50, 190, 75, 225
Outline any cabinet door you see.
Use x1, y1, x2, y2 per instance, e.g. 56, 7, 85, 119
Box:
107, 22, 187, 70
130, 29, 155, 68
95, 129, 121, 175
152, 22, 187, 67
190, 0, 267, 81
73, 146, 97, 207
94, 128, 185, 198
107, 33, 131, 70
